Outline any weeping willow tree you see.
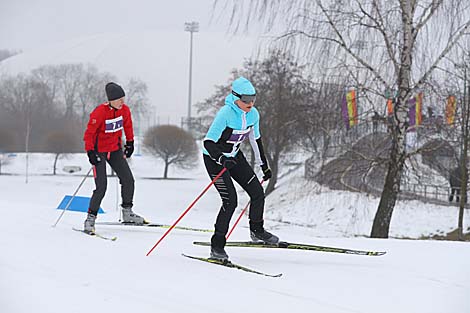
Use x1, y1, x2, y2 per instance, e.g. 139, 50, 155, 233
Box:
216, 0, 470, 238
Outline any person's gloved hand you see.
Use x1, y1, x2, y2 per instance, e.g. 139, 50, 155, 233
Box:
219, 156, 237, 170
87, 150, 101, 165
261, 164, 272, 181
124, 141, 134, 158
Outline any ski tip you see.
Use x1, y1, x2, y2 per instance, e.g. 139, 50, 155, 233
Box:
372, 251, 386, 256
72, 227, 117, 241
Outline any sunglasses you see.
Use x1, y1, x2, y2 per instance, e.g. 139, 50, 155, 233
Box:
232, 90, 256, 104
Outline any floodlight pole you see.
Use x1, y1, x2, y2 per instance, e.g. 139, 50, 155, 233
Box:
184, 21, 199, 125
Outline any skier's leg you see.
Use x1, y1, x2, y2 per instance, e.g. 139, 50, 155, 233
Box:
85, 152, 107, 232
230, 152, 279, 244
108, 150, 145, 223
229, 152, 264, 223
108, 150, 134, 207
203, 154, 238, 236
204, 154, 236, 260
88, 152, 108, 215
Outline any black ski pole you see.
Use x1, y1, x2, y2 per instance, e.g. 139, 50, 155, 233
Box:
52, 166, 93, 227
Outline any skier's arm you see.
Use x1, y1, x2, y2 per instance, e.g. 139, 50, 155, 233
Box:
255, 137, 268, 167
203, 108, 227, 163
203, 140, 224, 164
123, 105, 134, 142
248, 109, 268, 167
84, 108, 103, 151
249, 110, 271, 180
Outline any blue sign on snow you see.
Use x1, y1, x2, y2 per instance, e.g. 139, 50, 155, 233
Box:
56, 196, 105, 214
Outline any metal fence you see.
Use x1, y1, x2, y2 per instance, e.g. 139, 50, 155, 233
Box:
401, 182, 469, 205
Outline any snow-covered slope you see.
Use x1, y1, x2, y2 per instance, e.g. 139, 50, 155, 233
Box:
265, 165, 470, 239
1, 153, 469, 313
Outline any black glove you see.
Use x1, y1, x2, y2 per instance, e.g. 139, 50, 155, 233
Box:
124, 141, 134, 158
261, 164, 272, 181
219, 156, 237, 170
87, 150, 101, 165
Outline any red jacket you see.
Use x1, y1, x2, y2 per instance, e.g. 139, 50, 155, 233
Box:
84, 103, 134, 152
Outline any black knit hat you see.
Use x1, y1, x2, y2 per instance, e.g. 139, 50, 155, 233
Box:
105, 82, 125, 101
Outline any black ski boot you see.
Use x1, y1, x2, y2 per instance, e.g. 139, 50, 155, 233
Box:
250, 220, 279, 244
210, 233, 229, 261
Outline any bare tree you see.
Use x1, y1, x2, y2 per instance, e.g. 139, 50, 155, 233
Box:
0, 64, 150, 153
31, 65, 61, 109
44, 130, 82, 175
0, 128, 14, 175
126, 78, 149, 117
0, 74, 40, 182
0, 128, 15, 152
77, 65, 115, 130
143, 125, 198, 179
245, 51, 315, 194
441, 42, 470, 240
32, 63, 117, 130
0, 153, 11, 175
197, 51, 314, 194
220, 0, 470, 238
126, 78, 150, 152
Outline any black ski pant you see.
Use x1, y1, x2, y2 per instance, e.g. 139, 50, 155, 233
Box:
203, 151, 265, 238
88, 149, 134, 216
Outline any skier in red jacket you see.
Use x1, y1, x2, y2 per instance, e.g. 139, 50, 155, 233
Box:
83, 82, 147, 233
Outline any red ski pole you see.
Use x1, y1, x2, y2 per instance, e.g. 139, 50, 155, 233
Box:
226, 179, 265, 240
146, 167, 227, 256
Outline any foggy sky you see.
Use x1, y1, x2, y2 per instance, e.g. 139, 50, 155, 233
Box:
1, 0, 228, 49
0, 0, 264, 124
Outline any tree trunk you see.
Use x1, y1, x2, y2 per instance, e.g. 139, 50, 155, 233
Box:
458, 79, 470, 240
457, 155, 467, 241
53, 153, 60, 175
371, 0, 414, 238
371, 137, 406, 238
25, 118, 31, 184
163, 161, 169, 179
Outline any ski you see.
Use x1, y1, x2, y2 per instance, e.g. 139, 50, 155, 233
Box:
72, 227, 117, 241
193, 241, 386, 256
96, 221, 213, 233
182, 254, 282, 278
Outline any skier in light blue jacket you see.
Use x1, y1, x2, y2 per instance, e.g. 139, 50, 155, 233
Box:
203, 76, 279, 261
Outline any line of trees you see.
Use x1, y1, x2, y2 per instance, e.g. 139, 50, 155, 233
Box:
0, 63, 150, 175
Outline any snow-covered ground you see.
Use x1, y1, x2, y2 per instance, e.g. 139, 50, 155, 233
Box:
1, 152, 469, 313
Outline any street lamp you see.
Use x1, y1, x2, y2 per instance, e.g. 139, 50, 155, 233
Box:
184, 21, 199, 123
